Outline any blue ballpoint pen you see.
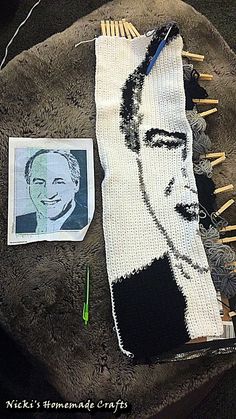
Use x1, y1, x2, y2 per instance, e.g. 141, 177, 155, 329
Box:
146, 25, 173, 76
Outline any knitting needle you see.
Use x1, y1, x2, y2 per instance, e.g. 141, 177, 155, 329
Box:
114, 20, 119, 36
119, 20, 125, 37
215, 199, 234, 216
214, 184, 234, 194
83, 265, 90, 326
199, 108, 218, 117
221, 225, 236, 233
193, 99, 219, 105
146, 25, 173, 75
101, 20, 106, 36
211, 155, 226, 167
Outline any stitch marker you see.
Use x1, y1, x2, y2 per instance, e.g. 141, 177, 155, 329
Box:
83, 265, 90, 326
146, 25, 172, 75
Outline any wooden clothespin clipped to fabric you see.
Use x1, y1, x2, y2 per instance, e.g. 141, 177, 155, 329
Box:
211, 154, 226, 167
215, 199, 234, 217
218, 236, 236, 244
83, 265, 90, 326
193, 100, 219, 120
219, 223, 236, 245
199, 152, 226, 168
199, 108, 218, 117
221, 226, 236, 233
182, 51, 204, 61
199, 73, 213, 81
100, 19, 140, 38
192, 99, 219, 105
214, 184, 234, 195
100, 21, 208, 64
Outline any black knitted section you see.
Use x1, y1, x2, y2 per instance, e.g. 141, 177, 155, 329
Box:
184, 69, 208, 110
112, 255, 190, 360
195, 174, 216, 228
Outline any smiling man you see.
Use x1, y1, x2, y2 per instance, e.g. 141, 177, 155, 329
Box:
16, 149, 87, 234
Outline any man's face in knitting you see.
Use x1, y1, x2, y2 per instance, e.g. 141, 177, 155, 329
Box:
28, 153, 80, 220
140, 133, 199, 242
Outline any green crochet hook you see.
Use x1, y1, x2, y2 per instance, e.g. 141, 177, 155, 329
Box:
83, 265, 90, 326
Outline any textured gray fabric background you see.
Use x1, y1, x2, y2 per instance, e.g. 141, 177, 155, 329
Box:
0, 0, 236, 417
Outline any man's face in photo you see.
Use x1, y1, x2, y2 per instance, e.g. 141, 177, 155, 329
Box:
29, 152, 79, 220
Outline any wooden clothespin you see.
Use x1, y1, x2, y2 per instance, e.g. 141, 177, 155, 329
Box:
101, 20, 106, 36
200, 152, 225, 159
122, 19, 132, 39
118, 20, 125, 37
106, 19, 111, 36
182, 51, 204, 61
221, 226, 236, 233
192, 99, 219, 105
199, 108, 218, 117
199, 73, 213, 81
129, 22, 140, 37
114, 20, 119, 36
200, 152, 226, 168
218, 236, 236, 244
215, 199, 235, 216
101, 19, 141, 39
110, 20, 115, 36
211, 154, 226, 167
214, 184, 234, 195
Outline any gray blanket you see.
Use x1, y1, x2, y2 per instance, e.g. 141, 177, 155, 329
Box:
0, 0, 236, 416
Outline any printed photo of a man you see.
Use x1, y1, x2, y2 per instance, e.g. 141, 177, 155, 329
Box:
16, 149, 88, 234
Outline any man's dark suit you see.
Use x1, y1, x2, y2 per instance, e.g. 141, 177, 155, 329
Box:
16, 204, 88, 233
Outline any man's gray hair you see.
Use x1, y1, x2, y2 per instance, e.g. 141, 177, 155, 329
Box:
25, 149, 80, 185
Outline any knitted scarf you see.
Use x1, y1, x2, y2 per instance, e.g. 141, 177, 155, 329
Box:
95, 23, 222, 360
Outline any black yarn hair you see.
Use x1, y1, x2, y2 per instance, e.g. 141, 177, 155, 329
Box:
195, 173, 216, 229
184, 69, 208, 110
120, 22, 180, 153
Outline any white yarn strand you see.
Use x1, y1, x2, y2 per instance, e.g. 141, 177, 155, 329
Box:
75, 37, 97, 48
0, 0, 42, 70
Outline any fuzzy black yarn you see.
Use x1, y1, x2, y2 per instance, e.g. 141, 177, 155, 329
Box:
112, 255, 190, 360
184, 69, 208, 110
195, 173, 217, 228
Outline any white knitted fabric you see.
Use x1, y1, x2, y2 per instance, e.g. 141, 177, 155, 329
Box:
95, 30, 223, 351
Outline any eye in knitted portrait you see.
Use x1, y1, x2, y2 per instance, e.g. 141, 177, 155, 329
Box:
8, 138, 94, 245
